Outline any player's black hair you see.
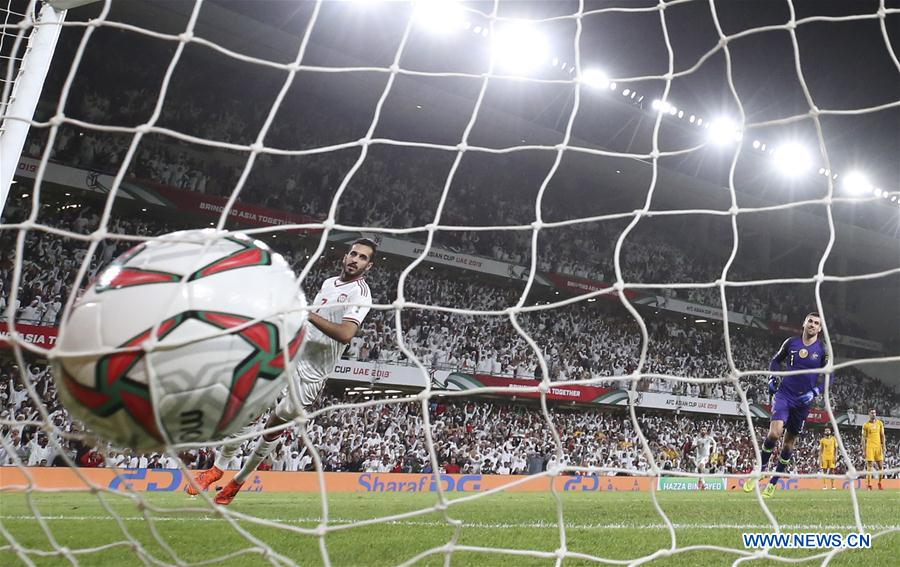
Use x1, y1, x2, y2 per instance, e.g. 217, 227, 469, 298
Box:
805, 312, 821, 320
350, 237, 378, 258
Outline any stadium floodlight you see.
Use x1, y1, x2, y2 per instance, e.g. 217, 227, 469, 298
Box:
652, 99, 677, 115
580, 68, 609, 89
771, 143, 812, 177
874, 188, 883, 198
842, 171, 872, 195
707, 117, 742, 145
493, 23, 548, 73
413, 0, 465, 34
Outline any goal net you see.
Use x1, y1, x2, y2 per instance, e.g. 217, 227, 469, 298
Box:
2, 0, 899, 565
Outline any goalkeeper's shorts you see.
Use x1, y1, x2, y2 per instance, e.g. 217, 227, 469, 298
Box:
820, 458, 835, 469
865, 446, 883, 462
771, 393, 812, 435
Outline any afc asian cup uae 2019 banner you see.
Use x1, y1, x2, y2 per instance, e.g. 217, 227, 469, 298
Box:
0, 322, 59, 348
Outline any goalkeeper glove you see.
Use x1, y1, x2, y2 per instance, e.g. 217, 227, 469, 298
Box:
767, 377, 779, 395
799, 386, 821, 405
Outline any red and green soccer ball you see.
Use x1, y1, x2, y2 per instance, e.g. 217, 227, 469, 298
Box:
51, 230, 307, 450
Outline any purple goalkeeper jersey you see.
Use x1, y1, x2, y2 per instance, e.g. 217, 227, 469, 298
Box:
769, 336, 829, 399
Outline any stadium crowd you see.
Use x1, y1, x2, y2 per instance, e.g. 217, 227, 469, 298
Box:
15, 27, 875, 333
2, 202, 898, 416
3, 22, 896, 480
1, 362, 898, 480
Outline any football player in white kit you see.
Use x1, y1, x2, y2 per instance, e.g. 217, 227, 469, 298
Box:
693, 427, 717, 490
186, 238, 376, 504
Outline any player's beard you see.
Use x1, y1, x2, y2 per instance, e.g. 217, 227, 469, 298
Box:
342, 263, 362, 280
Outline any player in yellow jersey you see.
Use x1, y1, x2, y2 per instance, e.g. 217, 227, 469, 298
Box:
818, 428, 837, 490
861, 408, 886, 490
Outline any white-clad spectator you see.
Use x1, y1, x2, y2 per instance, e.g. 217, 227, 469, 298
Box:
26, 436, 54, 466
18, 298, 44, 324
41, 296, 62, 326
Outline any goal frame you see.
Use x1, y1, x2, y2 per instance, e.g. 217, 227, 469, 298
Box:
0, 1, 67, 215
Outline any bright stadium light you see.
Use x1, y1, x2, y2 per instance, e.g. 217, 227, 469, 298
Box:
707, 117, 742, 145
493, 23, 548, 73
413, 0, 465, 34
580, 68, 609, 89
842, 171, 872, 195
652, 99, 676, 114
771, 143, 812, 177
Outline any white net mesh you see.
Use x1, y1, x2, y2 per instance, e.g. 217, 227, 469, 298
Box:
2, 0, 899, 564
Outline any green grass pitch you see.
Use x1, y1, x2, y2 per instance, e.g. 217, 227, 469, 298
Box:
1, 489, 897, 566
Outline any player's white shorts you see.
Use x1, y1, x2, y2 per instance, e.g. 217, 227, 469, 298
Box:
695, 457, 710, 470
273, 364, 327, 422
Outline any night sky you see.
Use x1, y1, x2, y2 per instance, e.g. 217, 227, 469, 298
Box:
218, 0, 899, 189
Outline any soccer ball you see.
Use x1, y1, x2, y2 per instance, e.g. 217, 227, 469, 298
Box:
51, 230, 307, 450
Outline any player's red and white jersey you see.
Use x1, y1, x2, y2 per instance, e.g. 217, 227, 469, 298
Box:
295, 276, 372, 380
694, 436, 716, 460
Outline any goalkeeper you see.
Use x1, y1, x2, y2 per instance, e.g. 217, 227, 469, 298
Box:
743, 312, 831, 498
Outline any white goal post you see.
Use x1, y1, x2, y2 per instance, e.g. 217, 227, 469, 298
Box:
0, 0, 69, 214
